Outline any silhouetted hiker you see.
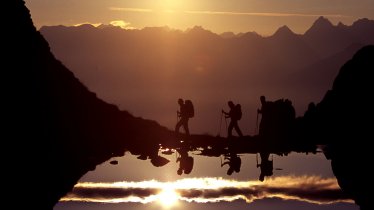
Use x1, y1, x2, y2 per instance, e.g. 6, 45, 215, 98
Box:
284, 99, 296, 120
176, 148, 194, 175
283, 99, 296, 136
222, 101, 243, 138
221, 153, 241, 175
257, 96, 271, 136
175, 98, 194, 136
257, 152, 273, 181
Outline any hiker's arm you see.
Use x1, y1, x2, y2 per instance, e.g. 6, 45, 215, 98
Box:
222, 110, 229, 116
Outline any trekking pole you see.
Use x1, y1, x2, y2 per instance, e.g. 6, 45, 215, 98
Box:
224, 117, 228, 136
218, 111, 223, 136
255, 112, 259, 135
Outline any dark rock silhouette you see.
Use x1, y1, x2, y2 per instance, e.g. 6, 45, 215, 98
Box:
7, 1, 174, 209
299, 45, 373, 209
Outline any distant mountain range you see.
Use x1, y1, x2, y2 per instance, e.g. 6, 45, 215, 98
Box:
40, 17, 374, 134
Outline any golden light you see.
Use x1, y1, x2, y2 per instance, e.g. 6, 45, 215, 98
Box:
63, 177, 351, 205
157, 186, 179, 207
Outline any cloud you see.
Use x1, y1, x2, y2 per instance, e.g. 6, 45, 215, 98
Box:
73, 22, 102, 27
109, 20, 134, 29
61, 176, 352, 205
108, 7, 348, 18
185, 10, 348, 18
109, 7, 152, 13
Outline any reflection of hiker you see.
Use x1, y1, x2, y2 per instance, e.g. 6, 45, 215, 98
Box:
257, 152, 273, 181
221, 153, 241, 175
222, 101, 243, 138
175, 98, 194, 136
176, 149, 194, 175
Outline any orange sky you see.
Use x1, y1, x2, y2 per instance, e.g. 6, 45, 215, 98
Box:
25, 0, 374, 35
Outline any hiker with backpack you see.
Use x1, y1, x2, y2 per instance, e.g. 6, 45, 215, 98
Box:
222, 101, 243, 138
175, 98, 194, 136
257, 95, 272, 136
257, 95, 296, 141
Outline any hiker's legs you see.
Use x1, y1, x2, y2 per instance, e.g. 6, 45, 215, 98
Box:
259, 118, 269, 137
233, 121, 243, 137
228, 121, 234, 137
182, 118, 190, 135
175, 119, 183, 134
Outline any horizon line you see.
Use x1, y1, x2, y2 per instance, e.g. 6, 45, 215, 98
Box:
39, 15, 371, 37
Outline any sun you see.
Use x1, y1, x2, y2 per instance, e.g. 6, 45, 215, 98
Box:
158, 187, 179, 208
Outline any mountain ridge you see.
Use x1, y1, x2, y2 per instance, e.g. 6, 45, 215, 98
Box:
39, 16, 374, 133
40, 16, 374, 38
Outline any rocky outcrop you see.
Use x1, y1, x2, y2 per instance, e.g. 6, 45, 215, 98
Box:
302, 45, 374, 209
6, 1, 173, 209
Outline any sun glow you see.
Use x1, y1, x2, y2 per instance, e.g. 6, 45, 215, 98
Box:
158, 186, 179, 207
63, 176, 352, 205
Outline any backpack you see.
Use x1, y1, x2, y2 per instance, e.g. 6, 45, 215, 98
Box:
272, 99, 295, 120
184, 100, 194, 118
235, 104, 242, 120
263, 98, 295, 135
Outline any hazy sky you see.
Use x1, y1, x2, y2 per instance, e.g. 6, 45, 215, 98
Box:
25, 0, 374, 35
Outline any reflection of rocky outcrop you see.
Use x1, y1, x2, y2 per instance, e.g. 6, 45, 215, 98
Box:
8, 1, 173, 209
301, 45, 373, 209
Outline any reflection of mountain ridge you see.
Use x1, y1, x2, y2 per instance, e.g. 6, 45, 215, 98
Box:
8, 1, 373, 210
